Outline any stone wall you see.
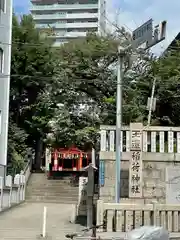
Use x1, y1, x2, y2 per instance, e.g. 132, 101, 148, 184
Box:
99, 158, 180, 203
100, 160, 129, 202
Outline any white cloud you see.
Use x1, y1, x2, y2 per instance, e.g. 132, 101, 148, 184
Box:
107, 0, 180, 55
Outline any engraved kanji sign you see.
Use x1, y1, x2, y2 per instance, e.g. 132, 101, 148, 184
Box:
78, 177, 88, 216
129, 124, 143, 198
131, 131, 142, 150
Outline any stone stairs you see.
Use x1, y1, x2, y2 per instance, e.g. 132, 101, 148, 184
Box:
26, 173, 79, 204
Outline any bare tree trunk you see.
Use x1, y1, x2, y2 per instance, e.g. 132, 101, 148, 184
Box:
34, 136, 43, 170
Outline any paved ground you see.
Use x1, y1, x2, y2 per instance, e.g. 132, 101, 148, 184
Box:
0, 202, 84, 240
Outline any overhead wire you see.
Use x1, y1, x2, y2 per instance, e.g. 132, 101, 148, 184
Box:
0, 8, 176, 85
0, 7, 134, 48
0, 73, 178, 88
0, 11, 173, 64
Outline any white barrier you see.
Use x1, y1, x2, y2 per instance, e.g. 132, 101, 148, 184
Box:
0, 173, 26, 211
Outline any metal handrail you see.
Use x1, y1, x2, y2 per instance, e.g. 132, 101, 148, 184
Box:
21, 158, 32, 174
21, 155, 33, 184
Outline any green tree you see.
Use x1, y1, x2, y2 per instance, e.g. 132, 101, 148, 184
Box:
47, 32, 149, 149
9, 14, 58, 169
152, 44, 180, 126
121, 42, 180, 127
9, 16, 160, 165
45, 33, 118, 149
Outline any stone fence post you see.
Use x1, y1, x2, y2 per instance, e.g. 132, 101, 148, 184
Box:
96, 199, 104, 231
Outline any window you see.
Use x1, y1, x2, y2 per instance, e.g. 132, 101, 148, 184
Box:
0, 0, 5, 12
0, 48, 3, 73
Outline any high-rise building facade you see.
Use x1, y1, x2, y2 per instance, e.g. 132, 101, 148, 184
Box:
0, 0, 13, 176
30, 0, 106, 46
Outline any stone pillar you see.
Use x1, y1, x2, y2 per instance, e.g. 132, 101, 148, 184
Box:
78, 177, 88, 216
45, 148, 51, 177
129, 123, 143, 198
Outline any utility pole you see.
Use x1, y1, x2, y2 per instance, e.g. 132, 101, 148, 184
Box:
147, 77, 156, 126
115, 19, 167, 203
115, 46, 124, 203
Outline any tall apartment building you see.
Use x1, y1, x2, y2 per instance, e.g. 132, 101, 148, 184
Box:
30, 0, 106, 46
0, 0, 13, 176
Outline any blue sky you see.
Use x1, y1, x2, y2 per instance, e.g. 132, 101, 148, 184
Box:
13, 0, 179, 54
13, 0, 29, 14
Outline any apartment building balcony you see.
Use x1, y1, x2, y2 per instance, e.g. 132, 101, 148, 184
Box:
30, 4, 98, 12
49, 31, 88, 38
32, 13, 98, 21
52, 41, 67, 47
36, 22, 98, 29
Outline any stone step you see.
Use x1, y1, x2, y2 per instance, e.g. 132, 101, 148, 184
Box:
26, 198, 77, 204
28, 180, 72, 184
27, 188, 78, 191
26, 192, 78, 196
26, 174, 79, 205
29, 177, 72, 181
27, 191, 78, 195
27, 185, 78, 189
27, 188, 79, 194
26, 195, 78, 200
27, 184, 78, 188
26, 194, 78, 199
26, 193, 78, 198
26, 189, 78, 193
27, 185, 78, 188
27, 192, 78, 196
28, 186, 75, 189
27, 182, 78, 185
26, 195, 78, 199
27, 188, 78, 192
28, 178, 76, 182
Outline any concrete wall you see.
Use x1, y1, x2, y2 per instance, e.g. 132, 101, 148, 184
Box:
0, 185, 25, 210
0, 0, 13, 168
0, 173, 27, 211
99, 152, 180, 203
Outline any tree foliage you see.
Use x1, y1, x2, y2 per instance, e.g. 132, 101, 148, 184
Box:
9, 14, 58, 168
8, 13, 180, 170
152, 44, 180, 125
